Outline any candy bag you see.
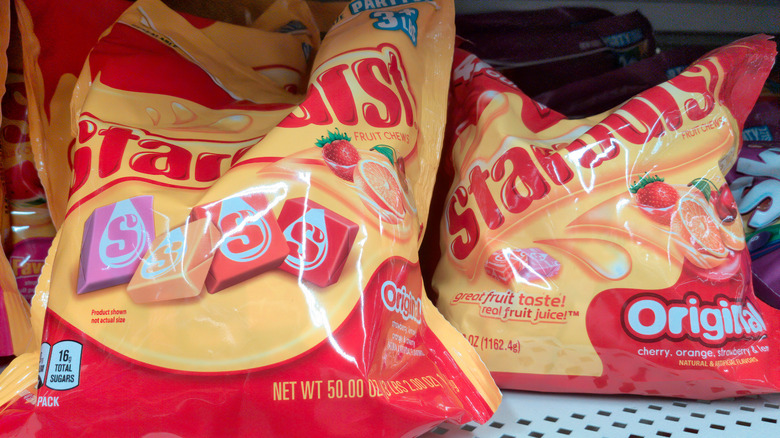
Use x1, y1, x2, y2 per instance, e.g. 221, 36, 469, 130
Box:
456, 9, 656, 97
424, 35, 778, 399
0, 254, 32, 358
15, 0, 132, 229
0, 1, 500, 436
0, 0, 34, 361
534, 45, 709, 118
2, 8, 56, 303
743, 98, 780, 141
727, 141, 780, 308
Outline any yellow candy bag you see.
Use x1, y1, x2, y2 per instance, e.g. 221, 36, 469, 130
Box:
0, 0, 500, 436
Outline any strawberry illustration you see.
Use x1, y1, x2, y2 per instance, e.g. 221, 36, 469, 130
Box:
316, 128, 360, 182
630, 174, 679, 225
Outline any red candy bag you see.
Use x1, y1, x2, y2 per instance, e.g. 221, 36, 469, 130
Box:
0, 0, 35, 362
424, 35, 778, 399
0, 0, 500, 436
2, 9, 56, 304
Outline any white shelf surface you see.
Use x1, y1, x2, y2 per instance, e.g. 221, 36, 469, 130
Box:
423, 390, 780, 437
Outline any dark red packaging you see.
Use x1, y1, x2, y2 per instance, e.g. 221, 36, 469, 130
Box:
534, 46, 709, 117
456, 8, 657, 96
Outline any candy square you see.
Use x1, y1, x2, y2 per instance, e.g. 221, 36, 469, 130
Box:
127, 218, 221, 304
485, 247, 560, 283
520, 247, 561, 280
191, 193, 289, 293
485, 249, 528, 284
77, 196, 155, 294
276, 198, 358, 288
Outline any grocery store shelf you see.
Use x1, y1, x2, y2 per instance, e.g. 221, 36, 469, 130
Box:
422, 390, 780, 437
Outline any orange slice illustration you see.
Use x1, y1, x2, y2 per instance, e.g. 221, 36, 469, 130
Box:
354, 158, 406, 219
671, 194, 728, 259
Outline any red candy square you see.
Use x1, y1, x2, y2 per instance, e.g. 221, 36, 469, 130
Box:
485, 248, 560, 284
276, 198, 358, 288
191, 192, 289, 293
485, 249, 529, 284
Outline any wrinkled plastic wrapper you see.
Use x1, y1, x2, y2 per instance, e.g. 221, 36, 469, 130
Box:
424, 35, 779, 399
456, 8, 656, 96
1, 8, 56, 304
743, 99, 780, 142
534, 46, 709, 118
0, 0, 34, 361
727, 141, 780, 308
0, 0, 501, 436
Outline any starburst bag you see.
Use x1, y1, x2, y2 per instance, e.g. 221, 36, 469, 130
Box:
0, 0, 500, 436
424, 35, 779, 399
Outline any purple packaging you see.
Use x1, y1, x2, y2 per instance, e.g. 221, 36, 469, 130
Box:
726, 141, 780, 308
752, 260, 780, 310
534, 46, 708, 117
456, 9, 656, 96
455, 7, 614, 34
743, 98, 780, 141
77, 196, 155, 294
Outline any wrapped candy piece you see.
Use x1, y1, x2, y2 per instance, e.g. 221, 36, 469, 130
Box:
127, 218, 220, 303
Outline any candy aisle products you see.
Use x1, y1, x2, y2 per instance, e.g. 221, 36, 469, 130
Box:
0, 0, 500, 436
1, 9, 56, 304
425, 35, 778, 399
534, 46, 709, 118
0, 0, 34, 361
455, 8, 657, 97
727, 141, 780, 308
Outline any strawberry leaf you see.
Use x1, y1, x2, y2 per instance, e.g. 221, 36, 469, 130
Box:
629, 173, 664, 194
690, 178, 712, 201
315, 127, 351, 148
370, 144, 396, 165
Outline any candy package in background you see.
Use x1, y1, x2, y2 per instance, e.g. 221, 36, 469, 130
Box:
743, 98, 780, 142
0, 0, 34, 362
533, 45, 709, 118
0, 0, 501, 436
14, 0, 132, 230
0, 253, 32, 358
455, 8, 656, 97
727, 141, 780, 307
2, 7, 55, 303
423, 35, 778, 399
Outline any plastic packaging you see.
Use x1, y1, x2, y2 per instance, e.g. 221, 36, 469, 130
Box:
0, 0, 500, 436
0, 0, 34, 361
534, 46, 709, 118
743, 98, 780, 141
15, 0, 132, 230
727, 141, 780, 307
456, 8, 656, 96
2, 10, 56, 303
424, 35, 778, 399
